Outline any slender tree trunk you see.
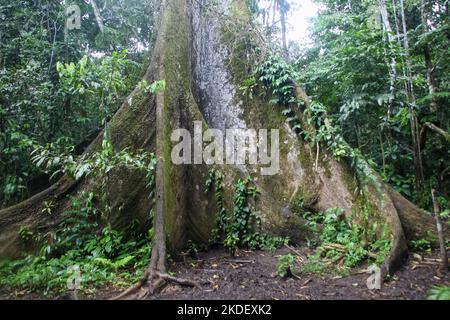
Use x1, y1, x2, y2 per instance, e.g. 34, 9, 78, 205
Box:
152, 72, 167, 274
379, 0, 398, 116
420, 0, 439, 112
431, 189, 448, 274
278, 0, 288, 58
399, 0, 425, 199
48, 21, 58, 73
0, 30, 3, 69
379, 130, 387, 174
90, 0, 105, 33
272, 0, 276, 26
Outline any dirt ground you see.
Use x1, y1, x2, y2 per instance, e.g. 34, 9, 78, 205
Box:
2, 247, 448, 300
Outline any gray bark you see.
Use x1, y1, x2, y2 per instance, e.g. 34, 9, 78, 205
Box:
420, 0, 439, 112
90, 0, 105, 33
399, 0, 425, 197
379, 0, 398, 113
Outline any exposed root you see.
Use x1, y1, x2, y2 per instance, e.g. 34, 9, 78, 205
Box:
113, 52, 200, 300
112, 268, 200, 300
155, 271, 201, 289
111, 269, 152, 300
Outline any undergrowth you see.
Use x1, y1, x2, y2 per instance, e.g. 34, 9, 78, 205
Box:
0, 192, 153, 295
205, 169, 288, 254
276, 254, 296, 278
0, 132, 157, 295
427, 285, 450, 300
300, 208, 391, 274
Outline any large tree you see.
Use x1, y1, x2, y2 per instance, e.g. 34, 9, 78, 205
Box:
0, 0, 444, 298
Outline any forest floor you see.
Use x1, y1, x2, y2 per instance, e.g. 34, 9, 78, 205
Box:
1, 247, 448, 300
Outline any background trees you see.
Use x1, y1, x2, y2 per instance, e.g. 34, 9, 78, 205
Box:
0, 0, 157, 207
294, 0, 449, 210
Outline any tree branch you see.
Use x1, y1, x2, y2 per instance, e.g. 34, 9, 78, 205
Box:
89, 0, 105, 33
420, 122, 450, 148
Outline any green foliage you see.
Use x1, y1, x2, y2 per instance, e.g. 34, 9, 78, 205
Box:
0, 0, 155, 207
303, 208, 391, 269
137, 79, 166, 97
299, 251, 349, 277
205, 171, 288, 252
244, 233, 289, 251
252, 55, 303, 135
205, 169, 228, 243
45, 192, 99, 256
32, 136, 155, 181
427, 286, 450, 301
276, 254, 296, 278
408, 239, 432, 253
0, 59, 56, 205
294, 0, 450, 206
56, 51, 139, 128
251, 54, 366, 166
304, 101, 350, 159
18, 226, 33, 244
0, 134, 157, 294
224, 178, 261, 251
0, 225, 152, 294
0, 50, 141, 207
0, 177, 154, 294
30, 134, 156, 219
42, 201, 55, 216
254, 56, 298, 106
319, 208, 368, 268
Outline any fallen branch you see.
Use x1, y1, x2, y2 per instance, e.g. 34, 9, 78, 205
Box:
326, 255, 345, 266
285, 244, 308, 262
367, 252, 379, 260
322, 243, 346, 252
322, 243, 379, 260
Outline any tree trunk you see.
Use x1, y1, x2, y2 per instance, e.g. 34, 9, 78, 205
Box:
0, 0, 446, 288
379, 0, 398, 115
399, 0, 425, 199
420, 0, 439, 112
278, 0, 288, 58
431, 190, 448, 274
90, 0, 105, 33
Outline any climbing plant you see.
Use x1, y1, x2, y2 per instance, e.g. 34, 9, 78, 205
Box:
205, 171, 288, 253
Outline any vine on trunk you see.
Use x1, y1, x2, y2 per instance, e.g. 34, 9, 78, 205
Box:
205, 170, 289, 255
